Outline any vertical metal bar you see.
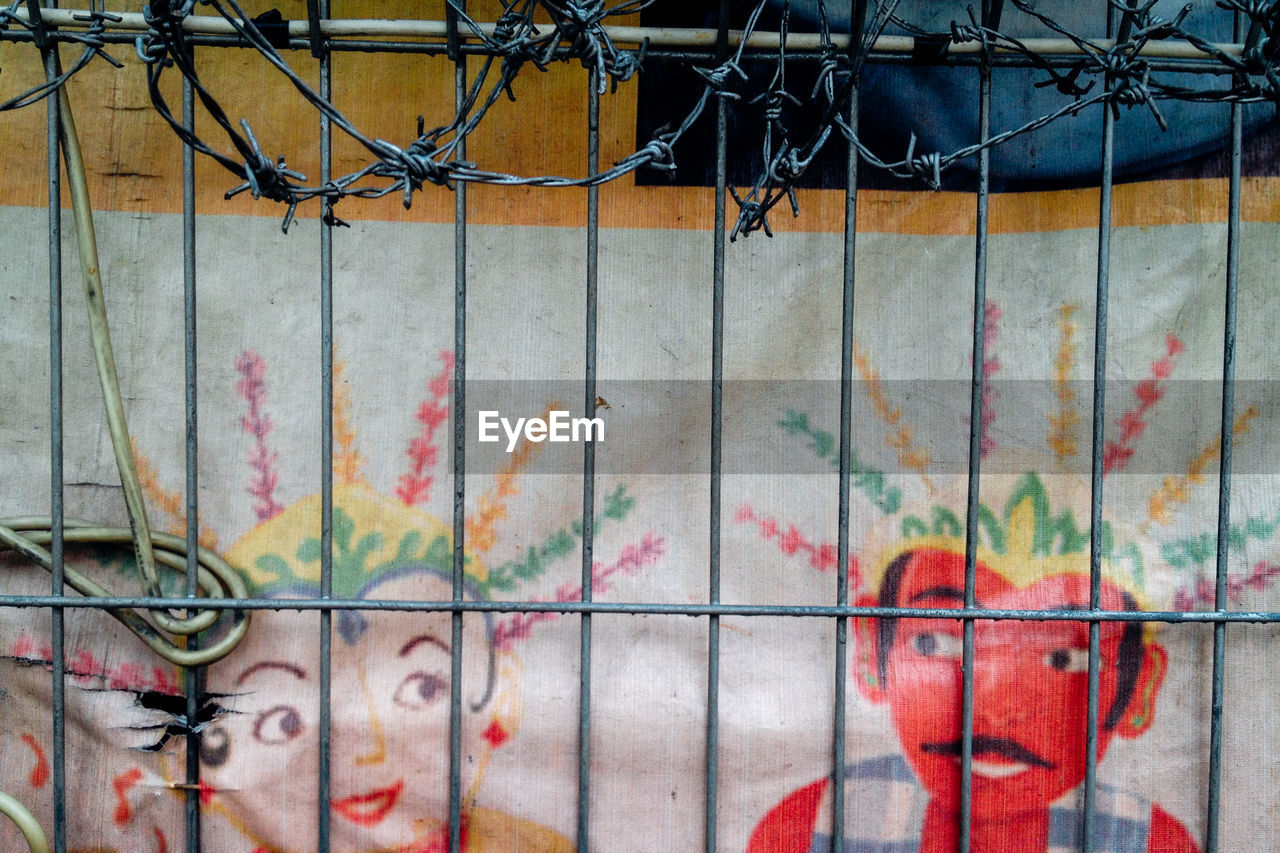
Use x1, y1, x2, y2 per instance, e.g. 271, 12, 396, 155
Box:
831, 75, 860, 851
1083, 7, 1121, 844
957, 53, 991, 853
577, 69, 601, 853
833, 1, 869, 839
706, 1, 730, 849
448, 5, 468, 849
180, 65, 203, 853
317, 5, 334, 851
1206, 48, 1243, 853
43, 38, 67, 853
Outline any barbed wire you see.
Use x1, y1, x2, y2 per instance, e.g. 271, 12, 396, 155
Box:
729, 0, 1280, 236
135, 0, 677, 230
0, 0, 122, 111
2, 0, 1278, 234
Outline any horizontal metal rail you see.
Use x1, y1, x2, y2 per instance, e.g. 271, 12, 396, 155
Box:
7, 7, 1248, 59
0, 594, 1274, 622
0, 30, 1246, 71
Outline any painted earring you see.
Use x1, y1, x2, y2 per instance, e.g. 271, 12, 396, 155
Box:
481, 718, 510, 749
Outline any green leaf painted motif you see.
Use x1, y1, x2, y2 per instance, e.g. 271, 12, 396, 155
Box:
1111, 541, 1146, 590
901, 513, 938, 541
1161, 508, 1280, 570
479, 485, 639, 596
977, 504, 1005, 554
393, 531, 423, 564
778, 411, 810, 435
333, 509, 355, 553
365, 532, 457, 584
930, 507, 963, 538
1003, 472, 1089, 556
602, 484, 635, 521
1162, 533, 1215, 569
544, 528, 576, 561
253, 491, 640, 600
422, 534, 452, 571
296, 538, 323, 564
778, 409, 902, 515
901, 516, 929, 539
1097, 521, 1115, 558
255, 553, 291, 587
897, 474, 1106, 559
292, 508, 391, 598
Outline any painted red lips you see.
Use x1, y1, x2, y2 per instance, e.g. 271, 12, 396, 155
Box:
331, 780, 405, 827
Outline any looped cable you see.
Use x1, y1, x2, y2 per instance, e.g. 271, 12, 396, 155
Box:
4, 45, 252, 667
0, 519, 251, 666
0, 792, 49, 853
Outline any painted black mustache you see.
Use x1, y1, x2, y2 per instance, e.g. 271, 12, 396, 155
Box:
921, 736, 1055, 769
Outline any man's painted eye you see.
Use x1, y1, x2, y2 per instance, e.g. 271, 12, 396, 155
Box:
912, 631, 963, 658
394, 672, 448, 709
1044, 648, 1092, 673
253, 705, 303, 744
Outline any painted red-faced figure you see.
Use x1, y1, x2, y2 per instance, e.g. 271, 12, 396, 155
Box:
748, 475, 1201, 853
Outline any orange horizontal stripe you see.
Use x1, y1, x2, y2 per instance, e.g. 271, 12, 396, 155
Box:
2, 11, 1276, 235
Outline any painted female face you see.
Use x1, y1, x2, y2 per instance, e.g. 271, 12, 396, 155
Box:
202, 571, 497, 853
867, 548, 1163, 819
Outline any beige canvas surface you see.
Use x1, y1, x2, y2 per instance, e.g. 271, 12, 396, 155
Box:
0, 204, 1277, 851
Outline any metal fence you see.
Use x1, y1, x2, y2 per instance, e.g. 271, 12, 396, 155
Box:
0, 1, 1277, 852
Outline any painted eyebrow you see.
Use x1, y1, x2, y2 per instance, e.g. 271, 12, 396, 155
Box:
398, 634, 451, 658
236, 661, 307, 685
908, 586, 970, 604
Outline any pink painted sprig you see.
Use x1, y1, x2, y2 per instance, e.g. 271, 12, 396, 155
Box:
396, 350, 454, 507
1171, 560, 1280, 611
492, 532, 665, 651
235, 350, 283, 521
9, 635, 180, 695
1104, 334, 1184, 475
735, 504, 847, 580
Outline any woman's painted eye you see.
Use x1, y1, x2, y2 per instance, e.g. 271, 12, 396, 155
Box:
253, 705, 303, 744
394, 672, 448, 709
1044, 648, 1092, 673
912, 631, 963, 658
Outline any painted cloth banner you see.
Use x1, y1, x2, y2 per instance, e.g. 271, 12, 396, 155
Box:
2, 6, 1280, 852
